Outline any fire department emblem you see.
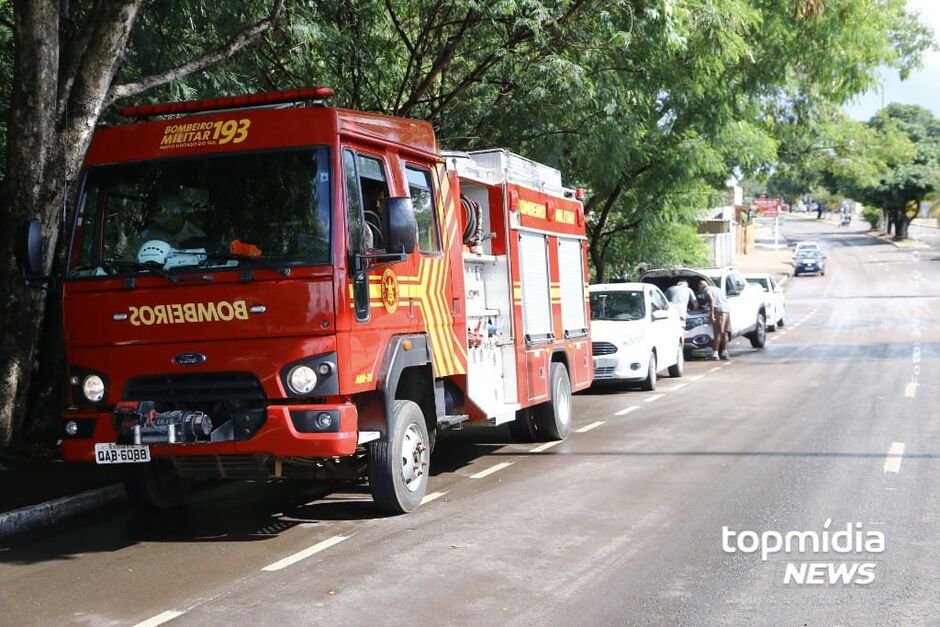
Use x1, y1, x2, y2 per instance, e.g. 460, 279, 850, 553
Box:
381, 268, 399, 313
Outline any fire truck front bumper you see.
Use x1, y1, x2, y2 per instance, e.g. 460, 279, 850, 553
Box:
61, 403, 364, 463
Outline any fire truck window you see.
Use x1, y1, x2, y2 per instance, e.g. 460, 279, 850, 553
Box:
405, 166, 440, 254
355, 154, 389, 251
68, 148, 331, 278
343, 150, 364, 252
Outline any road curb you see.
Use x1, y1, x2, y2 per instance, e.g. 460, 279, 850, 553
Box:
0, 484, 124, 540
863, 230, 931, 249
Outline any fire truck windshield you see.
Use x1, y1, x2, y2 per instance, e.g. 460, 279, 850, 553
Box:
68, 147, 331, 278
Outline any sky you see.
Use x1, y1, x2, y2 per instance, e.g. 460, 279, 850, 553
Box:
842, 0, 940, 122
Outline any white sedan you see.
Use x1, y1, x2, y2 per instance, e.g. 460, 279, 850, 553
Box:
744, 272, 786, 331
589, 282, 685, 391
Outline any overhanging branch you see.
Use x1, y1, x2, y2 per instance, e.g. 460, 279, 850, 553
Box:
106, 0, 285, 106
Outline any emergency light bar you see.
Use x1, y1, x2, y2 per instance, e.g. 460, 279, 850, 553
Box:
119, 87, 335, 119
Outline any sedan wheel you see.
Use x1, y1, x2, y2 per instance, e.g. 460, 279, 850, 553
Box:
641, 352, 657, 391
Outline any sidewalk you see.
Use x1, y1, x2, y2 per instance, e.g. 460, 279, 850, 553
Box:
0, 446, 123, 539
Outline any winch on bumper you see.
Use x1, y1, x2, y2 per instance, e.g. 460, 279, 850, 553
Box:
61, 402, 361, 462
115, 403, 214, 444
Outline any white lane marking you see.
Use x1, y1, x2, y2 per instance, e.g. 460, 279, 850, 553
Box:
531, 440, 562, 453
420, 491, 448, 505
134, 611, 186, 627
615, 405, 640, 416
904, 382, 919, 398
644, 394, 664, 403
262, 535, 350, 572
576, 420, 605, 433
664, 383, 686, 392
883, 442, 906, 474
707, 366, 721, 373
793, 323, 801, 328
687, 374, 705, 381
470, 461, 513, 479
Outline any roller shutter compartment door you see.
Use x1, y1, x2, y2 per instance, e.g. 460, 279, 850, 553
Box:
557, 237, 587, 337
518, 232, 553, 342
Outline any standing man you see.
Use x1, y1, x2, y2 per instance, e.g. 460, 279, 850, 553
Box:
665, 280, 698, 325
696, 278, 730, 360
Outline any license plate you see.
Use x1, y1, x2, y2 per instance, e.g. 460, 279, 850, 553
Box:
94, 443, 151, 464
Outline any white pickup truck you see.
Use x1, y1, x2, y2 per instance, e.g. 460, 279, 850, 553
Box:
641, 267, 769, 356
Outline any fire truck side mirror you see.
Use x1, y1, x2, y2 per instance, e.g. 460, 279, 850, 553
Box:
17, 219, 46, 285
384, 197, 417, 255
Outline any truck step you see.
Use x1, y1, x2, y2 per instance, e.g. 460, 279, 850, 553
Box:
437, 414, 469, 430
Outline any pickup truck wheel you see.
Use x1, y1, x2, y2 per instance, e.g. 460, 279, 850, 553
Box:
509, 408, 539, 442
667, 342, 684, 377
533, 363, 572, 441
121, 459, 189, 511
641, 352, 657, 391
368, 400, 429, 514
777, 313, 785, 328
749, 312, 767, 349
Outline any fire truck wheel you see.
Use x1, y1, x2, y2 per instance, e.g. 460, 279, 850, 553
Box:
508, 408, 539, 442
121, 460, 189, 511
533, 363, 572, 441
368, 400, 430, 514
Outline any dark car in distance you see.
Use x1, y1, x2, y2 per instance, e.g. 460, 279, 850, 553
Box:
794, 250, 826, 276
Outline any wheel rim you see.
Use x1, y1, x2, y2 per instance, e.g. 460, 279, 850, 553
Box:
757, 315, 766, 342
400, 423, 428, 492
677, 345, 684, 370
556, 374, 572, 427
650, 355, 656, 385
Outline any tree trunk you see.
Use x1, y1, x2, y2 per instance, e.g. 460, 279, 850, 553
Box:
0, 0, 145, 445
0, 0, 62, 444
589, 238, 606, 284
894, 213, 913, 240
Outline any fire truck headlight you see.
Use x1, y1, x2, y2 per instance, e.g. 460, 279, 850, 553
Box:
287, 365, 318, 395
82, 375, 105, 402
64, 420, 79, 436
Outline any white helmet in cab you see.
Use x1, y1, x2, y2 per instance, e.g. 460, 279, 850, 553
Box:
137, 240, 173, 266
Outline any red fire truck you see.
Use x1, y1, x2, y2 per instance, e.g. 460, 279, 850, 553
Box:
18, 87, 593, 513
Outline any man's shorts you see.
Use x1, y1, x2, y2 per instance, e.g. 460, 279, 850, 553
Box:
712, 311, 729, 336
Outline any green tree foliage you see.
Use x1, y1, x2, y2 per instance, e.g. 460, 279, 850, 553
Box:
792, 104, 939, 239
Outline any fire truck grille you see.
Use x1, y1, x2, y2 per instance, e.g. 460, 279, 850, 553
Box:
171, 454, 271, 479
124, 372, 265, 405
592, 342, 618, 356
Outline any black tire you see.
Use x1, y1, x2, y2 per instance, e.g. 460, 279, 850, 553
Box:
777, 313, 785, 328
121, 459, 189, 511
509, 408, 539, 442
368, 400, 429, 514
668, 342, 684, 378
749, 312, 767, 349
532, 363, 573, 441
641, 352, 657, 391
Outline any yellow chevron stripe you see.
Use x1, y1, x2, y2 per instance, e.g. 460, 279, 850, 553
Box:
419, 260, 447, 375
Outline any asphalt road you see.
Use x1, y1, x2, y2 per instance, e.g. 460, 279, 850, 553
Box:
1, 217, 938, 626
